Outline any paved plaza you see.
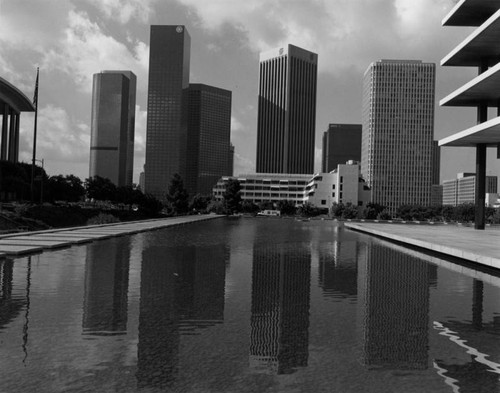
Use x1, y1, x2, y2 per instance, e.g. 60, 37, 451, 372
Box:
344, 221, 500, 270
0, 214, 223, 257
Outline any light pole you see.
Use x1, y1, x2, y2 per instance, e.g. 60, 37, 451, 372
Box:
34, 158, 44, 204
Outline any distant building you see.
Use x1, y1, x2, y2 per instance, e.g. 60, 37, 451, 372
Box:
442, 173, 498, 206
304, 161, 371, 209
89, 71, 136, 187
321, 124, 361, 173
256, 44, 318, 174
213, 161, 370, 209
362, 60, 436, 213
213, 173, 310, 206
431, 184, 443, 206
186, 83, 232, 196
144, 25, 191, 200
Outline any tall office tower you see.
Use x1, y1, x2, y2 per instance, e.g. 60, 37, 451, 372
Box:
186, 83, 232, 195
228, 143, 234, 176
145, 25, 191, 200
321, 123, 362, 173
256, 44, 318, 174
362, 60, 436, 213
89, 71, 136, 186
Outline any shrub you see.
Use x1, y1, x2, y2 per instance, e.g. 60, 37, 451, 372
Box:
87, 213, 120, 225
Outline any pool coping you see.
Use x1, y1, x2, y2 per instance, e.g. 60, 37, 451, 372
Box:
344, 221, 500, 271
0, 214, 225, 257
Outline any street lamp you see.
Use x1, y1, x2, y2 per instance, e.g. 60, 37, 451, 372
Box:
34, 158, 44, 204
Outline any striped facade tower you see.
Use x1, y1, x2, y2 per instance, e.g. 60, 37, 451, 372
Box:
362, 60, 436, 214
256, 44, 318, 175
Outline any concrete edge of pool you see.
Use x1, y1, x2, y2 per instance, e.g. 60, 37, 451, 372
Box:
0, 214, 225, 257
344, 221, 500, 270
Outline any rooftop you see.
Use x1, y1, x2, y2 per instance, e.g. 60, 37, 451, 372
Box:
442, 0, 500, 27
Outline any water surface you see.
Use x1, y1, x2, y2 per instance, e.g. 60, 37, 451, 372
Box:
1, 218, 499, 392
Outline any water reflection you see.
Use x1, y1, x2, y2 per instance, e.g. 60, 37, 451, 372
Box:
361, 244, 432, 370
0, 259, 25, 329
82, 238, 130, 336
250, 243, 311, 375
318, 240, 358, 299
136, 243, 228, 389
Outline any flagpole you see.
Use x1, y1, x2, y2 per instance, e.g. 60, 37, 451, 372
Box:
30, 68, 39, 203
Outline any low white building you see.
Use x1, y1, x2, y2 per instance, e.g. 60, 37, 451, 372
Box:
304, 161, 371, 209
213, 161, 371, 210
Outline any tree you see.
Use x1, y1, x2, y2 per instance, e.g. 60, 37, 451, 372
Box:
331, 202, 345, 218
166, 173, 189, 215
277, 200, 296, 216
189, 194, 212, 214
47, 174, 85, 202
362, 202, 385, 219
241, 200, 259, 214
85, 176, 117, 201
341, 202, 359, 219
223, 178, 242, 214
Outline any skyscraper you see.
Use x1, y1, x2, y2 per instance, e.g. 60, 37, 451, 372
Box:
256, 44, 318, 174
362, 60, 436, 213
321, 123, 362, 173
145, 25, 191, 200
186, 83, 232, 195
89, 71, 136, 186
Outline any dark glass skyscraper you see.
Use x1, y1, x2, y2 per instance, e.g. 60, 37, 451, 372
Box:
321, 123, 361, 173
186, 83, 232, 195
89, 71, 136, 186
256, 44, 318, 174
145, 25, 191, 200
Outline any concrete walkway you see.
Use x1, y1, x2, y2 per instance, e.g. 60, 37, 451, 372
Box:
344, 221, 500, 270
0, 214, 224, 257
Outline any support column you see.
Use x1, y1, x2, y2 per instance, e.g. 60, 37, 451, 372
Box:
475, 143, 486, 230
13, 113, 20, 162
1, 104, 9, 160
8, 110, 17, 163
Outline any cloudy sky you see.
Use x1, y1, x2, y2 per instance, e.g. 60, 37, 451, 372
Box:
1, 0, 499, 184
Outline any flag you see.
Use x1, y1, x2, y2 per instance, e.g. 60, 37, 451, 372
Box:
33, 67, 39, 107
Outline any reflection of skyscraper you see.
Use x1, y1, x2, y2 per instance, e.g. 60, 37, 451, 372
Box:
177, 245, 227, 333
89, 71, 136, 186
250, 243, 311, 374
256, 44, 318, 174
318, 240, 358, 299
83, 238, 130, 335
362, 244, 431, 369
136, 244, 227, 388
136, 246, 182, 389
0, 259, 25, 328
145, 25, 191, 200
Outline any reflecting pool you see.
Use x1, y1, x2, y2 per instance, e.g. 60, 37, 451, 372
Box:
1, 218, 500, 392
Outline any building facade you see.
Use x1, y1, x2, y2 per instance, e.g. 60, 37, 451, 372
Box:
442, 173, 498, 206
186, 84, 232, 196
304, 161, 371, 209
321, 124, 362, 173
362, 59, 436, 213
144, 25, 191, 200
213, 161, 370, 209
256, 44, 318, 174
89, 71, 136, 187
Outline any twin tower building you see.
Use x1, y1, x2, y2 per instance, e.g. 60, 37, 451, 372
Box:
90, 25, 437, 210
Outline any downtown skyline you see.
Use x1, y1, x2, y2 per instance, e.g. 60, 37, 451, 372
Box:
1, 0, 499, 185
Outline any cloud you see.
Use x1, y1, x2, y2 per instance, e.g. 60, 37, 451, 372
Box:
176, 0, 458, 74
82, 0, 155, 24
42, 10, 148, 93
133, 105, 148, 180
234, 152, 254, 176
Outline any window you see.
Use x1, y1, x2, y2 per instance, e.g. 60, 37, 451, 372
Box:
332, 192, 335, 197
321, 200, 326, 205
332, 184, 336, 189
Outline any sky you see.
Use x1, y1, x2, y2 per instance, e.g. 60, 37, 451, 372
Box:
1, 0, 499, 185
